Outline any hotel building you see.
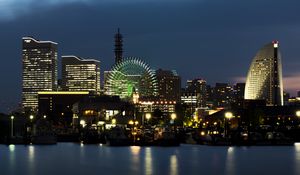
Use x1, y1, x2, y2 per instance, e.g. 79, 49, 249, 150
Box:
245, 41, 283, 106
61, 55, 100, 93
22, 37, 58, 111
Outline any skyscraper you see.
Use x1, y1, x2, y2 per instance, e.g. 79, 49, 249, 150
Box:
187, 79, 207, 108
22, 37, 58, 111
62, 55, 100, 93
156, 69, 181, 102
114, 28, 123, 64
212, 83, 233, 108
245, 41, 283, 106
181, 79, 207, 112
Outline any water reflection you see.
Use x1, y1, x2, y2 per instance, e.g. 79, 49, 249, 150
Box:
169, 155, 178, 175
28, 145, 35, 175
144, 147, 152, 175
28, 145, 35, 163
130, 146, 141, 172
294, 143, 300, 174
225, 146, 235, 175
9, 145, 16, 173
9, 144, 15, 152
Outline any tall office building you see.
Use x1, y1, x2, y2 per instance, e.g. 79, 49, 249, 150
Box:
181, 79, 207, 111
245, 41, 283, 106
188, 79, 207, 108
62, 55, 100, 93
213, 83, 234, 108
114, 28, 123, 64
234, 83, 245, 100
156, 69, 181, 102
22, 37, 58, 111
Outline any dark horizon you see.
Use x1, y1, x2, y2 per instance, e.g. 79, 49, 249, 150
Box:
1, 0, 300, 113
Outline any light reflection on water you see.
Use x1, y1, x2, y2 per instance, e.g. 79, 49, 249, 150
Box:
28, 145, 35, 175
8, 145, 15, 174
1, 143, 300, 175
169, 154, 178, 175
144, 147, 152, 175
225, 146, 235, 175
294, 143, 300, 174
130, 146, 141, 173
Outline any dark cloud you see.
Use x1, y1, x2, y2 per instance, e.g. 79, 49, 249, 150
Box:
1, 0, 300, 112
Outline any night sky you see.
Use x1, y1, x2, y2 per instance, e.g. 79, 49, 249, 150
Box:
1, 0, 300, 113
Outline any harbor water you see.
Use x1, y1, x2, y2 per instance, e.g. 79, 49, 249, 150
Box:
1, 143, 300, 175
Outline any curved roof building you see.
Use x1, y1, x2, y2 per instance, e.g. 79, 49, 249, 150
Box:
244, 41, 283, 106
104, 57, 158, 100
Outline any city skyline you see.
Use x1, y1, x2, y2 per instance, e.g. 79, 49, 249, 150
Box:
1, 0, 300, 112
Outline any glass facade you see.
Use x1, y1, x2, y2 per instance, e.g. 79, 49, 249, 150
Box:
22, 37, 58, 111
245, 41, 283, 106
61, 56, 100, 93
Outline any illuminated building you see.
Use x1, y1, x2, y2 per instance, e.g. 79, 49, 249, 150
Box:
245, 41, 283, 106
137, 99, 176, 114
156, 69, 181, 102
62, 55, 100, 93
73, 95, 134, 127
212, 83, 234, 108
104, 57, 158, 100
234, 83, 245, 100
232, 83, 245, 107
181, 79, 207, 111
22, 37, 58, 111
38, 91, 90, 124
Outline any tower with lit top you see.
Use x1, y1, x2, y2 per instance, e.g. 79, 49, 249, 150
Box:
114, 28, 123, 64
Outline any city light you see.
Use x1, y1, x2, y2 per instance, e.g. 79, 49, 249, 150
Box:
112, 118, 116, 124
296, 111, 300, 117
128, 120, 134, 125
225, 112, 233, 119
145, 113, 151, 120
80, 120, 86, 127
171, 113, 177, 120
98, 121, 105, 125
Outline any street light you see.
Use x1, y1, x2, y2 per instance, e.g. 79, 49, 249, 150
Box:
128, 120, 134, 125
134, 121, 139, 125
80, 120, 86, 128
170, 113, 177, 126
10, 116, 14, 138
112, 118, 116, 125
43, 115, 47, 119
296, 110, 300, 117
225, 112, 233, 119
296, 111, 300, 128
145, 113, 151, 126
171, 113, 177, 120
224, 112, 233, 138
145, 113, 151, 120
29, 115, 34, 121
